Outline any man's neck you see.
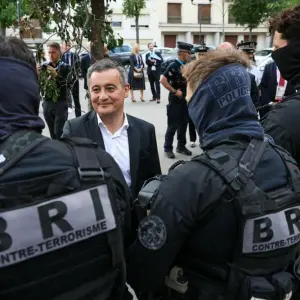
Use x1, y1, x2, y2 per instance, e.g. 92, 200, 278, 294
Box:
100, 112, 125, 134
50, 60, 59, 67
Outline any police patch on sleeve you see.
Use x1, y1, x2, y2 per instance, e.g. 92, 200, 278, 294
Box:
138, 215, 167, 251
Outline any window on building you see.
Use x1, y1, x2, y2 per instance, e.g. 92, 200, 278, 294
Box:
111, 15, 123, 28
228, 6, 236, 24
225, 35, 238, 46
164, 35, 177, 47
198, 4, 211, 24
168, 3, 181, 23
193, 34, 205, 44
244, 35, 257, 43
130, 15, 149, 28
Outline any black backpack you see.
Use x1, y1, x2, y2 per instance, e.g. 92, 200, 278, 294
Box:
0, 130, 126, 300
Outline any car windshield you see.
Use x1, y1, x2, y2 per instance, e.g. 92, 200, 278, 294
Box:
256, 50, 272, 56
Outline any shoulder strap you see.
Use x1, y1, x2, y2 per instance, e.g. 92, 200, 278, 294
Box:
61, 136, 125, 282
0, 130, 48, 176
194, 138, 265, 199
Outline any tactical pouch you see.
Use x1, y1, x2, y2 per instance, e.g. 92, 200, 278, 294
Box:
238, 273, 294, 300
239, 276, 275, 300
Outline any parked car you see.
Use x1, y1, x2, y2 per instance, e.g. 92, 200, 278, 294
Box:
141, 47, 177, 65
255, 48, 273, 66
108, 44, 132, 69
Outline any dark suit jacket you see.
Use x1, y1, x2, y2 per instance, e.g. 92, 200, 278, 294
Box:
249, 73, 259, 107
146, 51, 163, 78
259, 61, 295, 117
80, 53, 91, 90
62, 111, 162, 199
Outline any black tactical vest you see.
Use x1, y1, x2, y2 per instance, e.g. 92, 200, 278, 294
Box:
191, 138, 300, 300
0, 130, 125, 300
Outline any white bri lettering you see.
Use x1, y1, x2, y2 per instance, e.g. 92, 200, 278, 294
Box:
243, 205, 300, 253
0, 185, 116, 267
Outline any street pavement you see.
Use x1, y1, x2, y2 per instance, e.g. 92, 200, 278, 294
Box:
39, 79, 202, 174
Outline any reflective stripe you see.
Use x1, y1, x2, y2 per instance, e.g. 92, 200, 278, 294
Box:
0, 184, 116, 267
243, 205, 300, 253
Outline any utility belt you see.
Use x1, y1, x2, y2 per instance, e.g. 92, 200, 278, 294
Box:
162, 266, 297, 300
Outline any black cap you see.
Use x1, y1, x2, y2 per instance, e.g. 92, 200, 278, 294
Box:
177, 41, 193, 53
195, 43, 209, 53
237, 41, 257, 53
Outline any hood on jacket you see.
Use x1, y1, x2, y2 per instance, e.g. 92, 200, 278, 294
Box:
0, 58, 45, 139
188, 63, 264, 149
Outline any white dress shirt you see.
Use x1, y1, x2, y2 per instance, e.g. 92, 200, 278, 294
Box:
97, 114, 131, 187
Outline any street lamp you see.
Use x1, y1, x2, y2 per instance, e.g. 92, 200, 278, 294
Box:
191, 0, 212, 44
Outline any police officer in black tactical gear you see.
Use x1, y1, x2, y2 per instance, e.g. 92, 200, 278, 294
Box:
160, 41, 193, 159
127, 49, 300, 300
0, 35, 131, 300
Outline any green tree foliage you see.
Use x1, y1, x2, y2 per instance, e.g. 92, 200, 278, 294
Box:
230, 0, 269, 38
0, 0, 29, 36
27, 0, 122, 61
123, 0, 146, 43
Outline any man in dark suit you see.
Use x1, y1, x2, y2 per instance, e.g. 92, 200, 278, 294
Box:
250, 72, 259, 107
146, 42, 163, 103
61, 41, 81, 117
259, 60, 295, 118
62, 59, 161, 238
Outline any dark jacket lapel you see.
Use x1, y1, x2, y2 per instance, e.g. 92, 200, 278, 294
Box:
127, 115, 140, 196
85, 111, 105, 149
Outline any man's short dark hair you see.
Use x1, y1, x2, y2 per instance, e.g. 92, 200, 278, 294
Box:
47, 42, 61, 51
0, 35, 36, 68
147, 42, 153, 48
269, 4, 300, 42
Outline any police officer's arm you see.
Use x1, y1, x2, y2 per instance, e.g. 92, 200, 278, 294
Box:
127, 162, 215, 293
160, 65, 176, 94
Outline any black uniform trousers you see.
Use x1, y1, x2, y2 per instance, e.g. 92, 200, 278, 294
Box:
189, 118, 197, 143
43, 99, 68, 140
67, 79, 81, 117
164, 94, 189, 151
148, 70, 161, 100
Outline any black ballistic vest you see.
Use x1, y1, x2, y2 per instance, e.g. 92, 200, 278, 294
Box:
0, 131, 125, 300
191, 138, 300, 299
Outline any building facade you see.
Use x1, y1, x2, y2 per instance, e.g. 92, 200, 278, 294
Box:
110, 0, 270, 49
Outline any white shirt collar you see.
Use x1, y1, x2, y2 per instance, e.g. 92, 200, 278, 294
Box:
97, 113, 129, 135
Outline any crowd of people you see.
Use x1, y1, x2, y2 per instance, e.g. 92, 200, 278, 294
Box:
0, 3, 300, 300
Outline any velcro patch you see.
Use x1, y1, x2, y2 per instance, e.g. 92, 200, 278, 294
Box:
0, 184, 116, 267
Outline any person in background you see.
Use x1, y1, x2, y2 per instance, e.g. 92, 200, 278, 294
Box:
128, 44, 145, 103
35, 47, 46, 66
160, 41, 193, 159
146, 42, 163, 103
61, 41, 81, 117
259, 60, 295, 118
237, 41, 261, 86
261, 4, 300, 169
104, 43, 109, 58
189, 43, 210, 147
39, 42, 70, 140
219, 41, 259, 108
